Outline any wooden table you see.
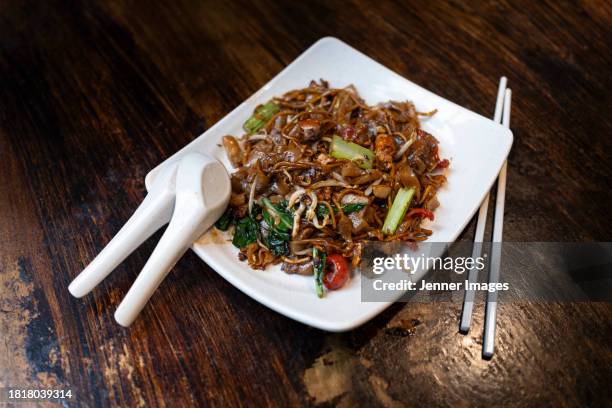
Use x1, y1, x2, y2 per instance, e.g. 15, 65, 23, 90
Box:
1, 1, 611, 406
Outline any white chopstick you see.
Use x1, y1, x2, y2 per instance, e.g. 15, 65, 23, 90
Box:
482, 88, 512, 358
459, 77, 507, 333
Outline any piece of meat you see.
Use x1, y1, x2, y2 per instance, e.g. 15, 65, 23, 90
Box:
374, 134, 396, 168
407, 129, 440, 174
222, 135, 243, 167
282, 261, 314, 275
298, 119, 321, 141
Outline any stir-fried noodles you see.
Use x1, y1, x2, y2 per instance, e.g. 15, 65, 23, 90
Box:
215, 80, 448, 297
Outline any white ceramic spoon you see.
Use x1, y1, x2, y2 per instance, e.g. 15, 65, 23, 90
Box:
69, 153, 230, 326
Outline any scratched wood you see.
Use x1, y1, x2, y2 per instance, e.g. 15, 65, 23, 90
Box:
1, 0, 611, 406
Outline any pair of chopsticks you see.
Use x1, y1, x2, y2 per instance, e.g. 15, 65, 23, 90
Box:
460, 77, 512, 359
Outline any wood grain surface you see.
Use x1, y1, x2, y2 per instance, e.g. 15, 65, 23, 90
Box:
1, 0, 611, 406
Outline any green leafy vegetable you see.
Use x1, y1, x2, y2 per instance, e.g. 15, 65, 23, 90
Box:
330, 135, 374, 169
316, 203, 330, 219
313, 247, 327, 298
259, 199, 292, 256
264, 227, 290, 256
232, 217, 258, 248
261, 197, 293, 232
214, 207, 234, 231
381, 187, 416, 235
243, 102, 280, 134
316, 202, 365, 218
342, 203, 366, 214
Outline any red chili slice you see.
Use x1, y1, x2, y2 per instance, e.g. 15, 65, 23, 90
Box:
436, 159, 450, 169
323, 254, 350, 290
406, 208, 435, 221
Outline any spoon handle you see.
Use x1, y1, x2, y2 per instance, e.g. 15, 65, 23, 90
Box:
114, 205, 205, 327
68, 164, 178, 298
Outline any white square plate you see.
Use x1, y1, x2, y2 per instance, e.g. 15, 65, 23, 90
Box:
145, 37, 513, 332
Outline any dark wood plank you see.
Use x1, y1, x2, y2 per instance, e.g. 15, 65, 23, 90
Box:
0, 0, 610, 406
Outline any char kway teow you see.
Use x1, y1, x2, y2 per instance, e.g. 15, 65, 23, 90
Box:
215, 80, 448, 297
